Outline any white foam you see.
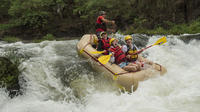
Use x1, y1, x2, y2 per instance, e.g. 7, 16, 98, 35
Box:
0, 37, 200, 112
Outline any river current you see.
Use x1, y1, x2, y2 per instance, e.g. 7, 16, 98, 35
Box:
0, 34, 199, 112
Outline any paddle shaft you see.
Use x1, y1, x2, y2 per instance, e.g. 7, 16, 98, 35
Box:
82, 49, 117, 75
142, 45, 153, 51
132, 45, 153, 55
131, 36, 167, 55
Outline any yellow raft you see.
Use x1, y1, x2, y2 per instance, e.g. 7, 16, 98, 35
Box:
77, 34, 167, 92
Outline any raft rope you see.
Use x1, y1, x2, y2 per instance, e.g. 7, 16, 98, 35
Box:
79, 35, 138, 92
80, 34, 93, 54
79, 34, 163, 80
80, 34, 135, 77
82, 49, 118, 76
84, 49, 126, 91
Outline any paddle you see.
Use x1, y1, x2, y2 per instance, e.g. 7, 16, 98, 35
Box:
91, 50, 105, 54
98, 36, 167, 64
132, 36, 167, 55
80, 49, 84, 54
98, 53, 112, 64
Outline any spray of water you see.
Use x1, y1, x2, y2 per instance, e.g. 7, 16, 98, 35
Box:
0, 35, 199, 112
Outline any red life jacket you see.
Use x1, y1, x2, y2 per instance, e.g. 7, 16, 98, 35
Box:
110, 46, 126, 64
101, 38, 110, 50
95, 16, 107, 32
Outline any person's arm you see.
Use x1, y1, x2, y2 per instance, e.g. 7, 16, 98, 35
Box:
97, 41, 104, 51
100, 16, 116, 32
121, 45, 128, 53
132, 49, 144, 55
107, 48, 115, 63
138, 55, 153, 65
106, 28, 116, 33
101, 18, 115, 25
122, 45, 132, 59
109, 55, 115, 63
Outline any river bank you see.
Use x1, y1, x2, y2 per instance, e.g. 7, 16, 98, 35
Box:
1, 32, 200, 44
0, 34, 81, 43
1, 18, 200, 43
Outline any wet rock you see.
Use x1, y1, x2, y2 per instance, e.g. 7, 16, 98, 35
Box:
132, 34, 149, 48
0, 57, 21, 98
179, 33, 200, 43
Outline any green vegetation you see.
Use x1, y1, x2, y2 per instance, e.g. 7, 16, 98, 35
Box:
2, 36, 21, 43
33, 33, 56, 43
0, 23, 17, 30
42, 34, 55, 40
0, 47, 29, 97
0, 0, 200, 39
126, 18, 200, 35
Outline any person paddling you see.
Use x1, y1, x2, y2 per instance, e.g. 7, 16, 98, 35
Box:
109, 38, 141, 72
96, 11, 115, 39
122, 35, 140, 62
122, 35, 153, 66
97, 32, 111, 55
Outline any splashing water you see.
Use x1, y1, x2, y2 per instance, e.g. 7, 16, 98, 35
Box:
0, 35, 200, 112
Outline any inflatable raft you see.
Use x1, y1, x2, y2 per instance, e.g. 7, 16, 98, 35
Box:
77, 34, 167, 92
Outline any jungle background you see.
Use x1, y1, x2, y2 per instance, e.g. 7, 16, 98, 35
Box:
0, 0, 200, 41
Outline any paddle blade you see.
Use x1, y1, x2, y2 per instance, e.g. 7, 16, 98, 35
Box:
153, 36, 167, 46
98, 54, 112, 64
91, 51, 105, 54
80, 49, 84, 54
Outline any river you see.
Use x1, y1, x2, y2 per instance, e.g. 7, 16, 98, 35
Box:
0, 34, 200, 112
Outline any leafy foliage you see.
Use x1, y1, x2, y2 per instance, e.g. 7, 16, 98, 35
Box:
2, 36, 21, 43
0, 0, 200, 37
33, 33, 55, 43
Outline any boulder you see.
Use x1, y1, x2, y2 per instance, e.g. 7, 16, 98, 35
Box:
0, 57, 21, 98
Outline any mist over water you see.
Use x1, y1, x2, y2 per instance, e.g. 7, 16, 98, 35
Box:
0, 35, 200, 112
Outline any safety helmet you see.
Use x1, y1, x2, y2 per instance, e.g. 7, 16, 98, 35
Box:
124, 35, 132, 41
99, 11, 106, 16
109, 38, 116, 45
100, 31, 107, 38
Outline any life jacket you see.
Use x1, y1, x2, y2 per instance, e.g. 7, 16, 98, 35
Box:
110, 46, 126, 64
95, 16, 107, 31
101, 38, 110, 50
126, 44, 138, 62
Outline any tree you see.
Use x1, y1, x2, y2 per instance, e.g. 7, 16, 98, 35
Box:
0, 0, 11, 21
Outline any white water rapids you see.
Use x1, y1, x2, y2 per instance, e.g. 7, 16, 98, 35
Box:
0, 35, 200, 112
